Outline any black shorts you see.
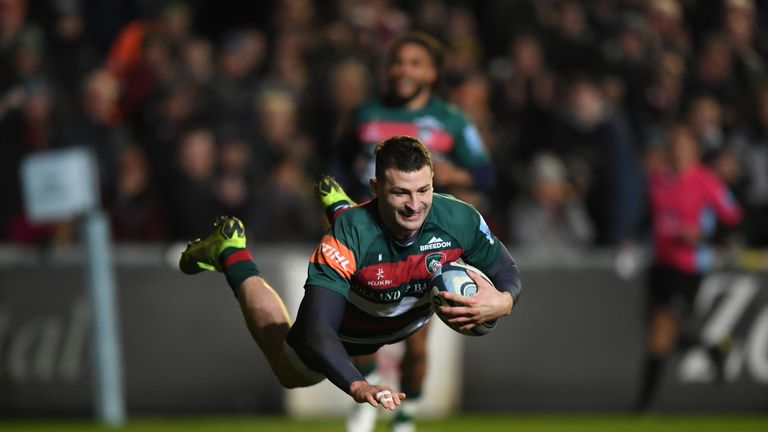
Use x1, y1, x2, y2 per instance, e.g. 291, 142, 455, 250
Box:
343, 341, 385, 357
647, 264, 702, 312
342, 333, 410, 357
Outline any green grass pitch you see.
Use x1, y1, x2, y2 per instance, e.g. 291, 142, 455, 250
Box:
3, 415, 768, 432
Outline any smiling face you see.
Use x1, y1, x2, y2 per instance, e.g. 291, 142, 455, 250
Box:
371, 165, 434, 241
386, 41, 438, 109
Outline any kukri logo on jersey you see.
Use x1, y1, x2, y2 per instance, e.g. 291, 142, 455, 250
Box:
368, 267, 393, 287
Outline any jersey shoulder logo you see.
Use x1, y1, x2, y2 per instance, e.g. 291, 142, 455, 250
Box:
478, 215, 494, 245
310, 234, 356, 279
420, 236, 452, 252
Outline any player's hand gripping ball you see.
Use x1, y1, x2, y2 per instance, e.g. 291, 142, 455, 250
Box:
430, 261, 498, 336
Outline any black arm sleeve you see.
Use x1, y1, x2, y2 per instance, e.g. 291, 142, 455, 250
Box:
284, 286, 364, 394
484, 246, 522, 306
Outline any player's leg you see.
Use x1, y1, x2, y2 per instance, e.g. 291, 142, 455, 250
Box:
636, 306, 674, 411
392, 322, 431, 432
180, 216, 323, 388
635, 265, 679, 411
237, 275, 323, 388
649, 307, 678, 355
315, 175, 357, 223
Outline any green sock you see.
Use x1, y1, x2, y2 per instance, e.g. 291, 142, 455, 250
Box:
220, 247, 260, 294
394, 400, 416, 423
326, 201, 352, 224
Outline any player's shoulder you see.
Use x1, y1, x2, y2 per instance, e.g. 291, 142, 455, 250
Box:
335, 202, 371, 222
430, 193, 480, 224
428, 98, 471, 122
332, 201, 380, 238
429, 194, 497, 248
689, 163, 727, 189
355, 99, 388, 117
695, 163, 721, 180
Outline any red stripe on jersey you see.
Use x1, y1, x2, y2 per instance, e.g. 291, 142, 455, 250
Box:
358, 121, 418, 142
419, 129, 454, 154
223, 250, 254, 269
357, 121, 455, 153
352, 248, 463, 290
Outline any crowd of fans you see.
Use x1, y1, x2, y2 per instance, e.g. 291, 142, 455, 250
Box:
2, 0, 767, 251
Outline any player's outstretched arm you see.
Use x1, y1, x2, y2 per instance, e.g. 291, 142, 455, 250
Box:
287, 287, 406, 408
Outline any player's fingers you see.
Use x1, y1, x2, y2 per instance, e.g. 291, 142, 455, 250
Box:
439, 291, 477, 306
467, 270, 493, 289
392, 392, 405, 405
375, 389, 394, 410
439, 291, 462, 300
366, 394, 379, 407
436, 305, 458, 316
466, 269, 482, 282
457, 323, 477, 331
378, 388, 405, 410
438, 305, 475, 317
446, 315, 474, 324
380, 397, 395, 410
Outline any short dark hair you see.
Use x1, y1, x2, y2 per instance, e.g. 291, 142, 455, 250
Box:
389, 32, 445, 72
375, 135, 433, 180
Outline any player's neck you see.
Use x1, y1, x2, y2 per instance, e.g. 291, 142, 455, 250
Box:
672, 159, 697, 174
403, 91, 431, 110
383, 220, 419, 244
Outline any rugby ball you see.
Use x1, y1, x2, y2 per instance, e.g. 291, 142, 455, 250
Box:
430, 260, 498, 336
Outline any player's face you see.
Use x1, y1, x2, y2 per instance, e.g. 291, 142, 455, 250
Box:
371, 165, 434, 240
386, 42, 437, 105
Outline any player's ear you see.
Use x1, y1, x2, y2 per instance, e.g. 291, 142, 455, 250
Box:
369, 178, 379, 197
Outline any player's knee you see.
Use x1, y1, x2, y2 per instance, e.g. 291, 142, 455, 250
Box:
278, 375, 297, 389
278, 375, 302, 389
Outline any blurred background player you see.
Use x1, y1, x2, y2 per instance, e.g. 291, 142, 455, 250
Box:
180, 136, 520, 424
333, 31, 494, 207
324, 31, 494, 432
635, 122, 743, 410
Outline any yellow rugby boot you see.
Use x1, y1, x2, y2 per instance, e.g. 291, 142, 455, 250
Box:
179, 216, 246, 274
314, 175, 356, 223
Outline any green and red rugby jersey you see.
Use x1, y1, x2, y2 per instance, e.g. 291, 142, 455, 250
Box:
352, 97, 489, 185
305, 193, 501, 346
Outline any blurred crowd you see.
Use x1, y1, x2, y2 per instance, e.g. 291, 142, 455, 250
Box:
1, 0, 767, 251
